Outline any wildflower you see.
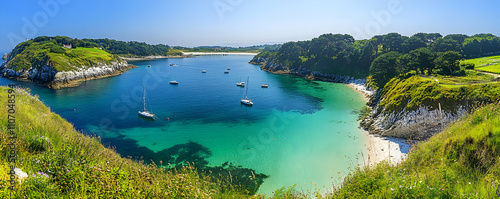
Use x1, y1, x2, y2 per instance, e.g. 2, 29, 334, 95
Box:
419, 181, 422, 183
37, 172, 49, 178
469, 182, 471, 185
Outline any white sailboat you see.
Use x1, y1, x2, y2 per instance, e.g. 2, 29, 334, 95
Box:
241, 77, 253, 106
138, 85, 155, 119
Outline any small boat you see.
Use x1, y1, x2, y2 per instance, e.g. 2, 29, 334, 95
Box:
148, 65, 151, 68
237, 82, 245, 87
138, 85, 155, 119
241, 77, 253, 106
170, 81, 179, 84
224, 71, 229, 74
227, 68, 231, 70
261, 84, 269, 88
201, 70, 206, 73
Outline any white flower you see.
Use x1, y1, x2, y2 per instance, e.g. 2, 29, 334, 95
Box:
390, 188, 394, 191
14, 168, 28, 182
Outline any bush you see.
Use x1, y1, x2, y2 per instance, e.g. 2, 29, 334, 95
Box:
460, 62, 475, 70
452, 68, 466, 76
27, 136, 51, 153
50, 45, 66, 54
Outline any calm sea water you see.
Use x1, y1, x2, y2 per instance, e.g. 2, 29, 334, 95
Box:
0, 55, 367, 195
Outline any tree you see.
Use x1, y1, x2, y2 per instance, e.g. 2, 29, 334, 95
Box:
403, 36, 426, 53
432, 38, 461, 52
381, 33, 407, 53
435, 51, 462, 75
369, 51, 402, 88
406, 47, 436, 75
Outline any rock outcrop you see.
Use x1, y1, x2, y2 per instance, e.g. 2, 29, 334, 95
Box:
362, 105, 466, 140
1, 55, 136, 89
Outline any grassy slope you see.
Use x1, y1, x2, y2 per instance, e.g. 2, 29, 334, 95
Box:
378, 75, 500, 114
462, 55, 500, 74
7, 41, 119, 72
0, 86, 250, 198
333, 102, 500, 198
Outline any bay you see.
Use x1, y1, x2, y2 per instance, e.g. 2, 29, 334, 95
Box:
0, 55, 367, 195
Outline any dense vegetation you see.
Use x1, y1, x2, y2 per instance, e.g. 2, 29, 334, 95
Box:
333, 102, 500, 198
27, 36, 171, 57
254, 33, 500, 88
170, 44, 281, 54
0, 86, 267, 198
6, 39, 120, 72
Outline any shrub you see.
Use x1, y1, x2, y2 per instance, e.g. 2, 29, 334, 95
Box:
460, 62, 475, 70
27, 135, 51, 153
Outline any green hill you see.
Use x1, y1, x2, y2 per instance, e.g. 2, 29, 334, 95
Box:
6, 40, 120, 72
333, 102, 500, 198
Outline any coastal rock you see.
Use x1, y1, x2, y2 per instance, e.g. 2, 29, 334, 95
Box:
1, 55, 136, 89
362, 105, 466, 140
2, 53, 7, 61
249, 57, 267, 65
48, 61, 136, 89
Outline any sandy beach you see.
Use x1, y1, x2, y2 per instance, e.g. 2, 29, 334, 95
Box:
182, 52, 258, 56
345, 81, 410, 167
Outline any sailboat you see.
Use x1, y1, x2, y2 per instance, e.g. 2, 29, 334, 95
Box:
241, 77, 253, 106
138, 85, 155, 119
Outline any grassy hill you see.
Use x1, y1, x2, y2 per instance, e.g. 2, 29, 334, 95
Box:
462, 55, 500, 74
376, 73, 500, 115
6, 40, 121, 72
333, 102, 500, 198
0, 86, 254, 198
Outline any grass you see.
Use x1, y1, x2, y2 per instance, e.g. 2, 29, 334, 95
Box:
0, 86, 256, 198
332, 102, 500, 198
420, 70, 498, 85
378, 75, 500, 113
462, 55, 500, 74
7, 41, 120, 72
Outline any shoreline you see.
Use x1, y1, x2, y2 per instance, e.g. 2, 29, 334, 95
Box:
119, 55, 190, 61
182, 52, 258, 56
345, 81, 410, 167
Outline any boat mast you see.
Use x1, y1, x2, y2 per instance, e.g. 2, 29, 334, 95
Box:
245, 77, 249, 99
143, 85, 147, 111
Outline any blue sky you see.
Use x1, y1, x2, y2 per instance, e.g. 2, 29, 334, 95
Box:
1, 0, 500, 51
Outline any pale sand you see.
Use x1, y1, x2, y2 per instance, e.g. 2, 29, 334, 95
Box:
363, 130, 410, 167
345, 82, 410, 167
182, 52, 258, 56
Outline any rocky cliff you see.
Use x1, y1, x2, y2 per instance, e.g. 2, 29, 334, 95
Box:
0, 52, 136, 89
361, 104, 467, 140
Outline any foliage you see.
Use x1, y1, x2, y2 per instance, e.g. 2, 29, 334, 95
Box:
0, 87, 261, 198
253, 32, 500, 87
333, 103, 500, 198
378, 76, 500, 114
6, 41, 119, 72
435, 51, 462, 75
369, 51, 402, 88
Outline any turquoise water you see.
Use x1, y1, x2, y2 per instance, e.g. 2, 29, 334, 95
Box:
0, 55, 367, 195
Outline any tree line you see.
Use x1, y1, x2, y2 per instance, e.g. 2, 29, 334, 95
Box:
29, 36, 171, 56
255, 33, 500, 88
